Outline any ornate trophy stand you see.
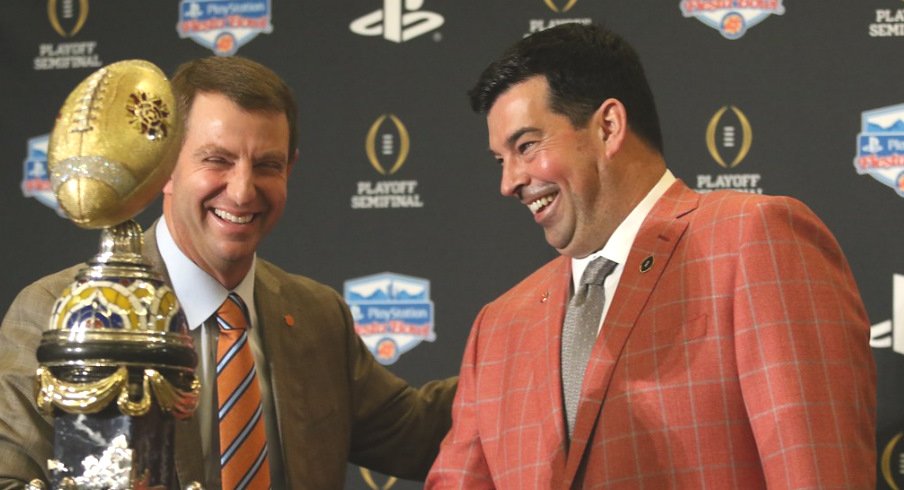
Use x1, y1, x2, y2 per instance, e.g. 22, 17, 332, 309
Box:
32, 60, 200, 489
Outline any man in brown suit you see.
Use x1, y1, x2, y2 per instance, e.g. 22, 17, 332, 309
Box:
0, 56, 455, 489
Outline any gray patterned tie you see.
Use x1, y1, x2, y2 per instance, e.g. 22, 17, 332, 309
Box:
561, 257, 618, 439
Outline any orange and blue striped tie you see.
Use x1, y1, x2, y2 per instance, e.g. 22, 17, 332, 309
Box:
216, 292, 271, 489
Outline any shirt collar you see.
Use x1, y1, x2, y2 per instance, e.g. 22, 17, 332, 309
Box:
156, 215, 257, 330
572, 169, 676, 289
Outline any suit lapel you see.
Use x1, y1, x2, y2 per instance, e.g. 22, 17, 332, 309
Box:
253, 263, 308, 487
173, 414, 206, 485
254, 267, 292, 483
564, 181, 699, 481
143, 221, 207, 485
532, 257, 573, 479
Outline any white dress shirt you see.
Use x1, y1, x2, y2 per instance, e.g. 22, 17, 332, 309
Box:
571, 169, 676, 334
156, 215, 285, 489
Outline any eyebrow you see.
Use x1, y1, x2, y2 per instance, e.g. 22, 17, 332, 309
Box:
490, 126, 541, 154
193, 144, 237, 160
193, 144, 288, 164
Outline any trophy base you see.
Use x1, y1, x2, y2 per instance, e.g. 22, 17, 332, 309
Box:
49, 403, 175, 490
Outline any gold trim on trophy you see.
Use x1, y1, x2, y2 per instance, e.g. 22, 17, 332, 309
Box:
36, 366, 199, 417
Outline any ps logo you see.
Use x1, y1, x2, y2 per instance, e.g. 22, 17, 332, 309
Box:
47, 0, 89, 38
365, 114, 410, 175
870, 274, 904, 355
705, 105, 752, 169
544, 0, 578, 13
350, 0, 444, 43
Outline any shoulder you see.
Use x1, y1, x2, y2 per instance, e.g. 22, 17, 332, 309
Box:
689, 191, 841, 258
254, 258, 346, 309
487, 256, 568, 307
2, 263, 85, 338
11, 263, 84, 308
691, 190, 822, 232
697, 190, 812, 215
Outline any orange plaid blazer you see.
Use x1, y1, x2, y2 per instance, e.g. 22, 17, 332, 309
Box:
427, 181, 876, 489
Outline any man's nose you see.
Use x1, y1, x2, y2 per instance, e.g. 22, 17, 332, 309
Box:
226, 162, 256, 204
500, 158, 528, 198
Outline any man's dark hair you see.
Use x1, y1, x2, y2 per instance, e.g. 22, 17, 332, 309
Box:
171, 56, 298, 158
469, 24, 663, 154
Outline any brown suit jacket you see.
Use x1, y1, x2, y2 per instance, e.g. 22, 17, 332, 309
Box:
427, 181, 876, 489
0, 223, 456, 489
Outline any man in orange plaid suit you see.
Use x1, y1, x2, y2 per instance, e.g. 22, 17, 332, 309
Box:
427, 24, 876, 489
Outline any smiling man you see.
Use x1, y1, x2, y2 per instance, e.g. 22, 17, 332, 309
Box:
427, 24, 876, 489
0, 56, 456, 489
162, 89, 290, 290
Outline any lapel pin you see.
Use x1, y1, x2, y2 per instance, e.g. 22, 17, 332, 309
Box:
284, 314, 295, 327
640, 256, 654, 273
541, 291, 550, 303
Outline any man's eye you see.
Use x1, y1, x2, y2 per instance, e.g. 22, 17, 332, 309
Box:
517, 141, 536, 154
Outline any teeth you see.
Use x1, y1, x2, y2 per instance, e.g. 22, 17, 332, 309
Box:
528, 193, 557, 214
213, 209, 253, 224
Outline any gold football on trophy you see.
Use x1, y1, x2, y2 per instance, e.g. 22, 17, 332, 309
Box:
48, 59, 181, 229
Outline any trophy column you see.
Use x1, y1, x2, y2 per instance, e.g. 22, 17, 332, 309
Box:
35, 221, 198, 489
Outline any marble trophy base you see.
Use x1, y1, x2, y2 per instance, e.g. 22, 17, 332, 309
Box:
50, 399, 175, 490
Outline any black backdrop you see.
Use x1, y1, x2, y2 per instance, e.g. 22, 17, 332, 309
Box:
2, 1, 904, 488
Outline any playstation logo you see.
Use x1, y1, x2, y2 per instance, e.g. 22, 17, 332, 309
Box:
862, 136, 884, 154
350, 0, 444, 43
183, 1, 202, 19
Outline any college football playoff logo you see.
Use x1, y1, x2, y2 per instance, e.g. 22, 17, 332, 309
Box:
47, 0, 89, 37
706, 105, 752, 169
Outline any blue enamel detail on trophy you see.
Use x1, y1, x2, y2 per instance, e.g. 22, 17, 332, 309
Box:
344, 273, 436, 365
680, 0, 785, 39
855, 103, 904, 197
21, 134, 64, 216
177, 0, 273, 56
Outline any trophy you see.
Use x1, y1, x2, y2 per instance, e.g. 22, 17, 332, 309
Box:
32, 60, 200, 489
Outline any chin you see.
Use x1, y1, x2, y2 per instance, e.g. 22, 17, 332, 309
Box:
554, 241, 596, 259
216, 246, 256, 264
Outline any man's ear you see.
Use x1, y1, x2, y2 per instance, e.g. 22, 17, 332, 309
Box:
593, 98, 627, 159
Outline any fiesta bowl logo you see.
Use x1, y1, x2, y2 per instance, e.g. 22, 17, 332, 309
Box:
47, 0, 89, 37
680, 0, 785, 39
21, 134, 64, 216
344, 273, 435, 365
177, 0, 273, 56
854, 103, 904, 197
350, 0, 444, 43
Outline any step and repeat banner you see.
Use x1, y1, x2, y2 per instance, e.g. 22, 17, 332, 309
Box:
2, 0, 904, 488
